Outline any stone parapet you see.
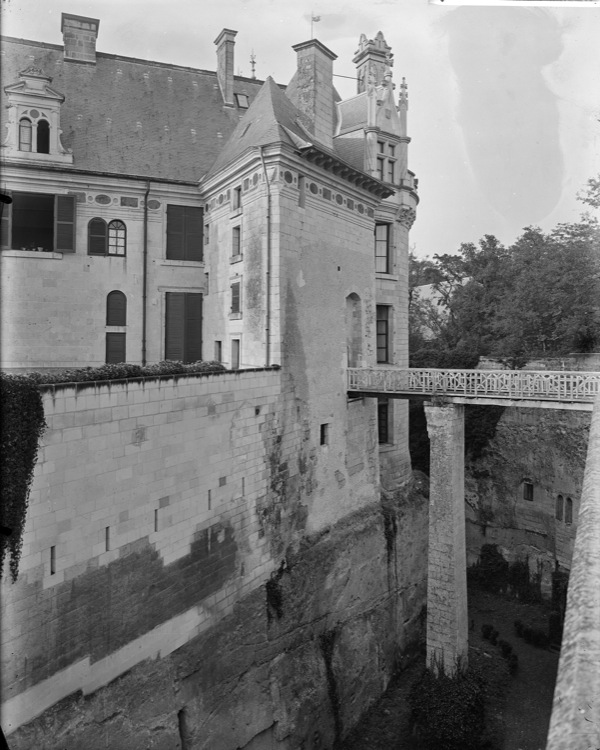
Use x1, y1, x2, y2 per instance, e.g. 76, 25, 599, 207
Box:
546, 396, 600, 749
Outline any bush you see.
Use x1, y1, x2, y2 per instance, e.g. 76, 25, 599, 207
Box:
523, 627, 533, 644
25, 360, 227, 385
481, 624, 493, 640
489, 629, 499, 646
514, 620, 524, 637
499, 640, 513, 659
508, 654, 519, 676
408, 663, 487, 750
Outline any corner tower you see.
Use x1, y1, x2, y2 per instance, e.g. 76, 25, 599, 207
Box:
336, 31, 419, 488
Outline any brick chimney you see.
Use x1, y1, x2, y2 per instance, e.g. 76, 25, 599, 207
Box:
214, 29, 237, 107
61, 13, 100, 64
287, 40, 337, 150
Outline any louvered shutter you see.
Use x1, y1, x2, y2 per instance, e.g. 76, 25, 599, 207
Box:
88, 218, 107, 255
165, 292, 185, 361
184, 207, 203, 261
0, 192, 11, 248
54, 195, 76, 252
231, 282, 240, 314
166, 205, 185, 260
106, 291, 127, 326
105, 333, 126, 364
185, 293, 203, 363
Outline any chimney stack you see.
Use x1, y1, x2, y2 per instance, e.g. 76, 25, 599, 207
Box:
287, 40, 337, 150
61, 13, 100, 65
214, 29, 237, 107
353, 32, 392, 94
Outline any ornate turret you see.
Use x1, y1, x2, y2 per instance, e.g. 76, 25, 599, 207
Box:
353, 31, 393, 94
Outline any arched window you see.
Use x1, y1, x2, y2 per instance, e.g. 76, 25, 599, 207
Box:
88, 218, 107, 255
555, 495, 563, 521
36, 119, 50, 154
565, 497, 573, 525
106, 291, 127, 326
108, 220, 126, 255
19, 118, 32, 151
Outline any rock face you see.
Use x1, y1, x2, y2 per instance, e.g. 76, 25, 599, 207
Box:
465, 407, 591, 596
6, 479, 428, 750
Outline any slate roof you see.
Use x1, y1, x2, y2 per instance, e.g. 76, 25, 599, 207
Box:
203, 76, 314, 178
0, 36, 268, 182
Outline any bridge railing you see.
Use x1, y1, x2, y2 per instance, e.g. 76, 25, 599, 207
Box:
347, 368, 600, 403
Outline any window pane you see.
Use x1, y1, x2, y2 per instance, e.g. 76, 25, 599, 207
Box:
12, 192, 54, 250
375, 223, 390, 274
106, 291, 127, 326
565, 498, 573, 524
37, 120, 50, 154
232, 226, 241, 256
108, 220, 126, 255
231, 339, 240, 370
555, 495, 563, 521
231, 282, 241, 313
19, 119, 32, 152
105, 332, 126, 364
378, 398, 389, 443
376, 306, 389, 363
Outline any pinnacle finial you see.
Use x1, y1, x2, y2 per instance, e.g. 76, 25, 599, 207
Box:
399, 76, 408, 106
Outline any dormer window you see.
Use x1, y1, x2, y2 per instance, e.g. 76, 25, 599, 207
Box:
3, 65, 73, 164
235, 93, 249, 108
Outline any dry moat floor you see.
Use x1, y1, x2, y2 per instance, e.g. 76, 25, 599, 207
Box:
341, 587, 560, 750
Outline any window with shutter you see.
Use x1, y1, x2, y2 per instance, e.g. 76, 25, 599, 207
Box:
165, 292, 203, 363
2, 192, 76, 253
88, 218, 107, 255
105, 332, 126, 364
106, 291, 127, 326
166, 205, 203, 261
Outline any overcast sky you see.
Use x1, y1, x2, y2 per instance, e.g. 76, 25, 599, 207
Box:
3, 0, 599, 258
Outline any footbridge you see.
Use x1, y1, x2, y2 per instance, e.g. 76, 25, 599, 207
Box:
347, 367, 600, 410
348, 366, 600, 749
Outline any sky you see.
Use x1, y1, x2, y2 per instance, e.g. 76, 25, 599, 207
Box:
2, 0, 600, 258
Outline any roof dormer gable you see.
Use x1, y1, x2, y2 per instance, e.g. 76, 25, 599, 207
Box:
2, 65, 73, 164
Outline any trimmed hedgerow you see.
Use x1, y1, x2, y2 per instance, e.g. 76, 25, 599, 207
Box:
0, 374, 47, 581
25, 359, 226, 385
1, 360, 227, 581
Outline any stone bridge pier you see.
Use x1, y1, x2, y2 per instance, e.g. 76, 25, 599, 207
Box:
424, 402, 468, 675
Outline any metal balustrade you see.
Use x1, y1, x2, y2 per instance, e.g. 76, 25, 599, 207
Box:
347, 368, 600, 405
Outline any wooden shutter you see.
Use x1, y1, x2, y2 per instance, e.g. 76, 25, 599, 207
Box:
165, 292, 185, 360
184, 206, 203, 262
184, 293, 203, 363
231, 282, 240, 314
106, 291, 127, 326
88, 218, 107, 255
105, 332, 126, 363
54, 195, 76, 252
166, 205, 185, 260
0, 192, 11, 248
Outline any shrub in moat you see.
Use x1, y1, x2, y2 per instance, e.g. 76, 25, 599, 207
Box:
481, 623, 493, 640
508, 654, 519, 676
514, 619, 524, 637
408, 661, 487, 750
498, 640, 513, 659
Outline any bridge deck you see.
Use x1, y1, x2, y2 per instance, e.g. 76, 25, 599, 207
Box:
347, 368, 600, 411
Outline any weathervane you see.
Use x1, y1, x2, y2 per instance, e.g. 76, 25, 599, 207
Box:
311, 12, 321, 37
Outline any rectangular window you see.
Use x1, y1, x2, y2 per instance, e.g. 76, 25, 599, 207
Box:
375, 223, 391, 274
387, 160, 395, 183
50, 545, 56, 575
523, 481, 534, 502
204, 223, 210, 246
388, 144, 396, 157
235, 93, 249, 108
232, 225, 241, 258
105, 332, 126, 364
165, 292, 203, 363
377, 157, 385, 182
298, 175, 306, 208
214, 340, 222, 362
105, 526, 110, 552
232, 187, 242, 211
231, 281, 241, 315
2, 192, 76, 253
320, 423, 329, 445
376, 306, 390, 363
377, 398, 390, 444
231, 339, 240, 370
555, 495, 563, 521
166, 204, 203, 261
377, 141, 385, 153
